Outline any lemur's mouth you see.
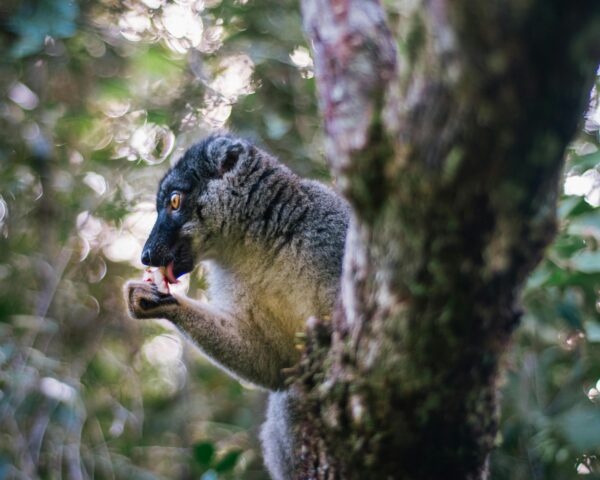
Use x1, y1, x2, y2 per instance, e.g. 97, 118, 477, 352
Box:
169, 256, 195, 280
142, 262, 183, 295
168, 241, 196, 280
164, 262, 179, 284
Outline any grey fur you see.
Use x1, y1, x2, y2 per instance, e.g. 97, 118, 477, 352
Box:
125, 134, 349, 479
261, 391, 296, 480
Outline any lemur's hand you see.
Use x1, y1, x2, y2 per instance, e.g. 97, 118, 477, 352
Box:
125, 281, 179, 319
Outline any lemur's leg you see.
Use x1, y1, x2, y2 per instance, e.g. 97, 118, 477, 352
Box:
125, 281, 289, 389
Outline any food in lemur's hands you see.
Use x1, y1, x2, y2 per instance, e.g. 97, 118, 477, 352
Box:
142, 266, 175, 294
124, 134, 349, 480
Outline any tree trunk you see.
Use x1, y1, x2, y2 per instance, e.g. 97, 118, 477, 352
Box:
291, 0, 600, 478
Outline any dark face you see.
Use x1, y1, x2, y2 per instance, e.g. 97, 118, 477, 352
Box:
141, 134, 249, 278
141, 164, 203, 280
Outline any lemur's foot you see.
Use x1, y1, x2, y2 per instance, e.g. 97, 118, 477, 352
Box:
125, 281, 178, 319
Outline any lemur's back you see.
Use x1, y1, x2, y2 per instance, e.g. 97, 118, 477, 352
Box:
200, 143, 349, 342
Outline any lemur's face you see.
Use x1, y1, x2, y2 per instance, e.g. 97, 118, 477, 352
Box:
141, 134, 248, 280
141, 158, 205, 282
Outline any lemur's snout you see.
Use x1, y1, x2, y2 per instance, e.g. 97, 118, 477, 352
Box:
140, 240, 170, 267
141, 248, 152, 266
141, 215, 195, 280
142, 211, 177, 267
141, 239, 162, 266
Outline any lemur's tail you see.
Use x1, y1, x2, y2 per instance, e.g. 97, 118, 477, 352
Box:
260, 391, 295, 480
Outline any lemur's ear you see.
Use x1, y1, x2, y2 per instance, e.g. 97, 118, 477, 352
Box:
209, 136, 248, 177
220, 142, 243, 175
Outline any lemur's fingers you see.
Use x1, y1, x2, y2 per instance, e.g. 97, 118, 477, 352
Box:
125, 281, 178, 319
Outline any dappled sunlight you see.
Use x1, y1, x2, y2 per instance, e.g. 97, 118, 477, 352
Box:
141, 333, 187, 395
564, 170, 600, 207
130, 122, 176, 164
77, 211, 104, 247
585, 74, 600, 132
586, 379, 600, 402
101, 202, 155, 267
103, 232, 141, 264
100, 98, 131, 118
8, 82, 39, 110
0, 0, 318, 478
0, 196, 7, 237
40, 377, 78, 404
83, 0, 252, 171
160, 3, 204, 53
108, 0, 222, 55
290, 46, 314, 78
124, 202, 157, 238
142, 333, 183, 366
83, 171, 108, 196
119, 9, 153, 42
559, 330, 586, 351
209, 54, 255, 100
195, 93, 233, 129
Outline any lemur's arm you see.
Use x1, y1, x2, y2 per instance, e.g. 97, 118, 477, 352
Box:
126, 281, 291, 390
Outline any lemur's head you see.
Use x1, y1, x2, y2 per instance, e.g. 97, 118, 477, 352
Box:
141, 133, 253, 281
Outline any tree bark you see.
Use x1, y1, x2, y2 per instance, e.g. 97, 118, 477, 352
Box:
292, 0, 600, 478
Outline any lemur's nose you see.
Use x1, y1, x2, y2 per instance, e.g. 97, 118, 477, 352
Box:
141, 249, 152, 266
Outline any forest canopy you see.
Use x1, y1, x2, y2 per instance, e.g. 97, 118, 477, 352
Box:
0, 0, 600, 478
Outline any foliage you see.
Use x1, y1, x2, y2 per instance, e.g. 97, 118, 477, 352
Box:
6, 0, 79, 58
0, 0, 598, 478
0, 0, 315, 477
491, 142, 600, 478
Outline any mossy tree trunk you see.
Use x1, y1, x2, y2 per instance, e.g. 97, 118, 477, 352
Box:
291, 0, 600, 478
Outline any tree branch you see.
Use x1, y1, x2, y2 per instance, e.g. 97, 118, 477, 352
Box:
301, 0, 398, 212
294, 0, 600, 478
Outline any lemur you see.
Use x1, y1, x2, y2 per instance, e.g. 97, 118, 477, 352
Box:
125, 134, 349, 479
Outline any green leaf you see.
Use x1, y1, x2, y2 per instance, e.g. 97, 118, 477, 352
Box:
556, 301, 583, 330
585, 322, 600, 343
132, 47, 183, 79
525, 263, 553, 290
214, 450, 241, 473
193, 442, 215, 466
558, 195, 582, 219
556, 406, 600, 450
0, 454, 11, 480
7, 0, 79, 57
550, 234, 586, 259
200, 470, 218, 480
567, 150, 600, 174
98, 78, 130, 100
569, 251, 600, 273
562, 196, 597, 218
568, 211, 600, 239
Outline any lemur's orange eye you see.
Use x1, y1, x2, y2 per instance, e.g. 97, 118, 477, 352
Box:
170, 192, 181, 210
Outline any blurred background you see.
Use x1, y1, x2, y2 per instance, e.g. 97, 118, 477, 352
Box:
0, 1, 599, 478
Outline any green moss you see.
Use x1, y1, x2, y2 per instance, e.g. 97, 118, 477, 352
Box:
346, 99, 395, 222
404, 12, 426, 67
442, 146, 465, 183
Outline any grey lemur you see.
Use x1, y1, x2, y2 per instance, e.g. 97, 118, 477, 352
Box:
125, 133, 349, 479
